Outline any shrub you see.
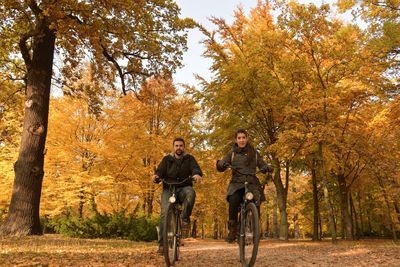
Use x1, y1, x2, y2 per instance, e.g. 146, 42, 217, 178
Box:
48, 211, 158, 241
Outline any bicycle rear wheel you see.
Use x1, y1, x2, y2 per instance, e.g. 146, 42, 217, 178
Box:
239, 202, 260, 267
163, 203, 178, 266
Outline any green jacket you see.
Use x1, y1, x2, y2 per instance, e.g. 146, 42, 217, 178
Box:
217, 144, 270, 204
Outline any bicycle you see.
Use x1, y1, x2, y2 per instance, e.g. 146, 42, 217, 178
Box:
156, 176, 193, 267
226, 165, 264, 267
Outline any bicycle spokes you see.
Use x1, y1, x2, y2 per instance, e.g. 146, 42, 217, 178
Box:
240, 203, 260, 267
164, 205, 178, 266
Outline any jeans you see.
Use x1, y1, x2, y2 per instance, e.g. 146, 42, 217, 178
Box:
159, 186, 196, 245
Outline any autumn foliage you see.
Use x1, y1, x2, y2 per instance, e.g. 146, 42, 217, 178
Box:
1, 0, 399, 242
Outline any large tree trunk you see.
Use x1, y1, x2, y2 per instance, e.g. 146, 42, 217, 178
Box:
272, 190, 279, 238
318, 142, 337, 243
273, 158, 289, 240
0, 19, 55, 235
350, 192, 360, 239
311, 162, 320, 241
337, 173, 353, 239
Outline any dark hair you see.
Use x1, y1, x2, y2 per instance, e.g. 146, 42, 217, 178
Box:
173, 137, 185, 146
235, 129, 255, 165
235, 128, 248, 138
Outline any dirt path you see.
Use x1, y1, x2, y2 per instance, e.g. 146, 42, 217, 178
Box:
0, 236, 399, 266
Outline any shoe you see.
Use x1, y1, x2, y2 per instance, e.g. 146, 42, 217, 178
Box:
181, 220, 190, 238
225, 220, 238, 243
157, 245, 164, 254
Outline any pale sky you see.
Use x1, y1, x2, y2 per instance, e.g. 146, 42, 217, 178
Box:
173, 0, 337, 88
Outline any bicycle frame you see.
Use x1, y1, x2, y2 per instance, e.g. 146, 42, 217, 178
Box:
159, 177, 193, 267
227, 166, 262, 267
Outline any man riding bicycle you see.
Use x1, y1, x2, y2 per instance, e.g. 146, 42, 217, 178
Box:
153, 137, 203, 254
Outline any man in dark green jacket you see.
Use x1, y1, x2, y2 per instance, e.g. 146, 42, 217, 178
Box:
153, 137, 203, 254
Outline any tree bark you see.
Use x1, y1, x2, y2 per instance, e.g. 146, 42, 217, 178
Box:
377, 175, 397, 241
272, 189, 279, 238
357, 192, 364, 237
272, 157, 288, 240
318, 142, 337, 243
311, 161, 320, 241
350, 192, 360, 239
213, 218, 218, 239
1, 18, 56, 235
337, 173, 353, 239
191, 219, 197, 238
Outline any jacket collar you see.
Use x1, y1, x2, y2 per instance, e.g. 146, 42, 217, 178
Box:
168, 151, 188, 160
233, 143, 248, 154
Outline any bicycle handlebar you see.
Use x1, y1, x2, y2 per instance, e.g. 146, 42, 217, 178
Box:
225, 164, 263, 176
155, 176, 194, 185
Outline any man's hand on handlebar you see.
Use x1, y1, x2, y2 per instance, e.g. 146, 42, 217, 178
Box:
153, 174, 161, 183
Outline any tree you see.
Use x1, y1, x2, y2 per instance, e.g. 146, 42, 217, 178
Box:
0, 0, 192, 235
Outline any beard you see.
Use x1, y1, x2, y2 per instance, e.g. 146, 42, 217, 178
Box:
175, 149, 183, 155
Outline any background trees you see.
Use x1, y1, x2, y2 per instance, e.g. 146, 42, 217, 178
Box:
0, 0, 192, 235
0, 0, 398, 241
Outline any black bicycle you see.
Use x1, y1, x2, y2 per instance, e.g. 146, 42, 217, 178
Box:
158, 177, 193, 267
227, 165, 263, 267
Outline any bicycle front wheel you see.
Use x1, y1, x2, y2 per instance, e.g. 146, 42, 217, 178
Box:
163, 203, 178, 267
239, 202, 260, 267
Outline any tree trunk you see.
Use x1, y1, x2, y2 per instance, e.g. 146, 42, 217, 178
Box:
311, 162, 319, 241
0, 20, 56, 235
213, 218, 218, 240
337, 173, 353, 239
78, 188, 85, 219
273, 158, 288, 240
357, 192, 364, 237
191, 219, 197, 238
266, 213, 270, 238
350, 192, 360, 239
318, 211, 323, 239
146, 188, 154, 216
272, 189, 279, 238
377, 175, 397, 241
394, 201, 400, 225
318, 142, 337, 243
366, 197, 373, 234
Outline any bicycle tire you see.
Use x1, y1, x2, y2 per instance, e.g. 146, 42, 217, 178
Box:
239, 202, 260, 267
175, 214, 181, 261
163, 203, 178, 266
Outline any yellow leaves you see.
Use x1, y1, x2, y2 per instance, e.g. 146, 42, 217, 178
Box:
41, 75, 200, 217
336, 0, 358, 13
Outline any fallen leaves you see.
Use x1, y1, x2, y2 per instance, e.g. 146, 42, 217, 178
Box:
0, 235, 399, 266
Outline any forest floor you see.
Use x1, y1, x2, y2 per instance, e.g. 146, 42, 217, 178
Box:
0, 235, 399, 266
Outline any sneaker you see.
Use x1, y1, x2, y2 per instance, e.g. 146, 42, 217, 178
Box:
157, 245, 164, 254
181, 220, 190, 238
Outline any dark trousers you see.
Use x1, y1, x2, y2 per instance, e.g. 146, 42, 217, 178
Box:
228, 188, 245, 223
159, 186, 196, 245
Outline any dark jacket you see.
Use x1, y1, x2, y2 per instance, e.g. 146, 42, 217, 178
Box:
217, 144, 270, 204
156, 152, 203, 188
